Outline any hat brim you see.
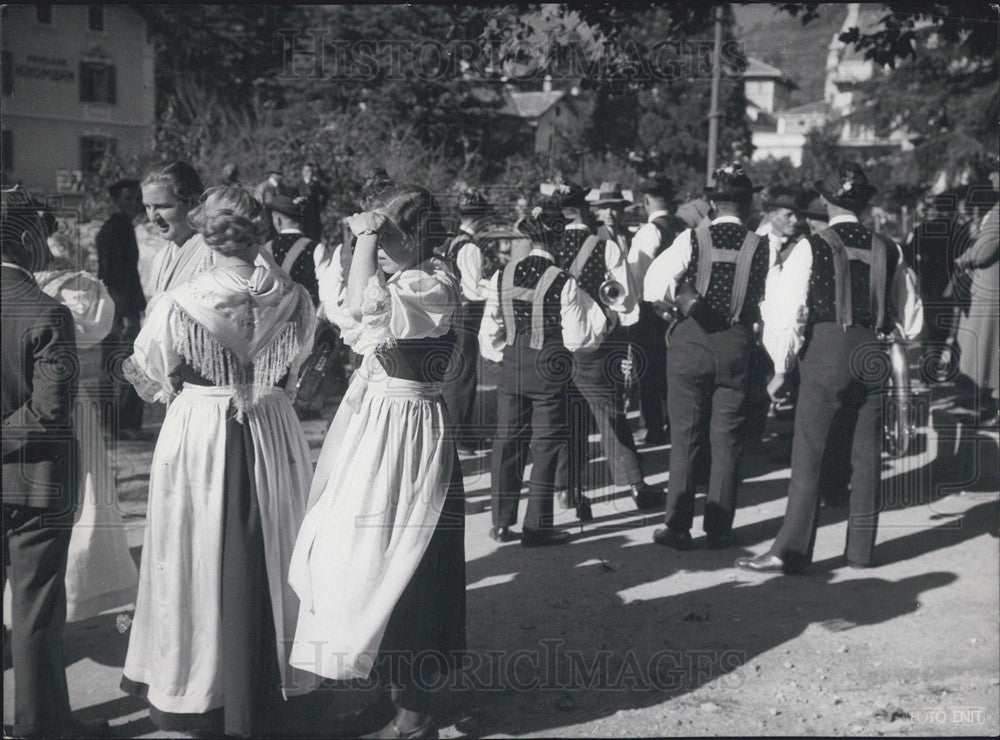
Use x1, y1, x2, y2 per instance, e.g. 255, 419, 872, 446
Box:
704, 185, 763, 201
814, 180, 878, 210
590, 197, 630, 207
762, 198, 798, 211
637, 179, 676, 197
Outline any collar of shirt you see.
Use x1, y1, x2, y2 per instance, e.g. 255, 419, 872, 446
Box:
1, 262, 36, 281
528, 248, 555, 261
565, 222, 590, 231
647, 210, 671, 222
279, 228, 304, 235
829, 214, 860, 226
711, 216, 742, 225
755, 221, 773, 237
460, 224, 476, 237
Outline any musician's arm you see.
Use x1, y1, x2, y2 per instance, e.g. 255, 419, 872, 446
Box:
642, 228, 692, 305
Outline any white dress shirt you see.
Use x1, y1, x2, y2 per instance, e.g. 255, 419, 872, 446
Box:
754, 221, 783, 268
455, 227, 491, 302
760, 214, 925, 374
478, 248, 609, 363
642, 215, 744, 304
313, 242, 358, 332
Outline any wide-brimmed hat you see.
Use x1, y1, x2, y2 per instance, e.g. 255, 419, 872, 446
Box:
761, 185, 798, 211
814, 162, 878, 212
267, 193, 303, 219
540, 181, 589, 210
794, 187, 827, 220
587, 181, 630, 207
636, 171, 677, 200
458, 189, 492, 216
704, 162, 761, 202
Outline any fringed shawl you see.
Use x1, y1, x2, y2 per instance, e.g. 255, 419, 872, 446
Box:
127, 263, 316, 420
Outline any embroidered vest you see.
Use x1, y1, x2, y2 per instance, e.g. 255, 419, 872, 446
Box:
808, 224, 891, 331
684, 223, 769, 325
498, 255, 569, 349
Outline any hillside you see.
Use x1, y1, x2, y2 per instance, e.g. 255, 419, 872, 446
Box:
733, 3, 848, 107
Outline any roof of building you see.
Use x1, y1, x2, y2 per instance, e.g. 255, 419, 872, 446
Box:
743, 56, 797, 88
776, 100, 830, 117
497, 90, 566, 119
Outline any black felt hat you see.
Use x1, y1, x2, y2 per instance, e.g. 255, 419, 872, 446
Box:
636, 171, 677, 200
704, 162, 762, 202
761, 185, 798, 211
267, 193, 303, 219
814, 162, 878, 212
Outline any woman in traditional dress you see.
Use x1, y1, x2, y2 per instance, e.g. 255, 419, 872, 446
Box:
289, 184, 466, 739
142, 161, 215, 295
32, 260, 140, 622
120, 186, 318, 737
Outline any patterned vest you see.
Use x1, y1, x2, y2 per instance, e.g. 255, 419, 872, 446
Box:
557, 226, 606, 302
807, 222, 895, 331
497, 255, 570, 349
267, 232, 319, 305
682, 221, 770, 325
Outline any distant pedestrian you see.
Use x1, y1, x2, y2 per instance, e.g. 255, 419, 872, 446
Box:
96, 179, 148, 438
295, 162, 329, 241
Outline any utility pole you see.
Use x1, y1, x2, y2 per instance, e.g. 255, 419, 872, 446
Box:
706, 3, 724, 185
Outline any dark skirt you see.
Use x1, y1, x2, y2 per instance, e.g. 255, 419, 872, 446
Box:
121, 415, 284, 737
375, 450, 467, 688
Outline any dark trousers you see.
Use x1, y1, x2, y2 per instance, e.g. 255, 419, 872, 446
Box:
572, 328, 644, 488
2, 505, 75, 735
770, 324, 882, 568
441, 300, 486, 441
664, 319, 752, 536
101, 313, 143, 433
631, 303, 669, 434
491, 343, 572, 531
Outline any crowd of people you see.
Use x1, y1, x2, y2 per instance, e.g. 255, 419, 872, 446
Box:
2, 151, 998, 738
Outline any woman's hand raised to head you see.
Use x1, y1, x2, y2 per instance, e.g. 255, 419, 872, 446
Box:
346, 211, 387, 238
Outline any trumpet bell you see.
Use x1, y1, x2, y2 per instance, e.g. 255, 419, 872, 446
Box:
599, 278, 628, 311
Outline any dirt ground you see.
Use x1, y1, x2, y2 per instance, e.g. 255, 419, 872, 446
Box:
4, 374, 998, 738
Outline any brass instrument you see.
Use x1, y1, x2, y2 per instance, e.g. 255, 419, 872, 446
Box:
598, 273, 628, 311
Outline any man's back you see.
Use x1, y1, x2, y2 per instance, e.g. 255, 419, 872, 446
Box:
2, 265, 79, 511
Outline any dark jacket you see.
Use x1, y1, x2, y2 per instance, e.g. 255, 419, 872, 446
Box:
96, 211, 147, 318
2, 265, 80, 513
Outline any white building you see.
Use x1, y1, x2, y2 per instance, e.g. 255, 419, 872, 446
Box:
1, 4, 155, 199
749, 3, 911, 165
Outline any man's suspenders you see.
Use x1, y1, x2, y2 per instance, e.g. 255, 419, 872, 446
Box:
816, 227, 887, 330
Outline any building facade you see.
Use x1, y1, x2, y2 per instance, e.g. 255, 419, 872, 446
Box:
1, 4, 155, 199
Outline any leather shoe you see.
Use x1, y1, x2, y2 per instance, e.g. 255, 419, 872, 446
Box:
521, 528, 572, 547
363, 716, 438, 739
734, 553, 786, 573
631, 482, 666, 511
705, 531, 739, 550
652, 527, 693, 550
489, 526, 514, 543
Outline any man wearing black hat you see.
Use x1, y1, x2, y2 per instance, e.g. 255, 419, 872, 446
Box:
627, 173, 687, 445
2, 189, 107, 738
644, 163, 772, 551
97, 179, 148, 439
739, 162, 923, 574
266, 193, 321, 305
441, 189, 495, 450
554, 182, 666, 512
756, 185, 801, 268
479, 205, 609, 546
